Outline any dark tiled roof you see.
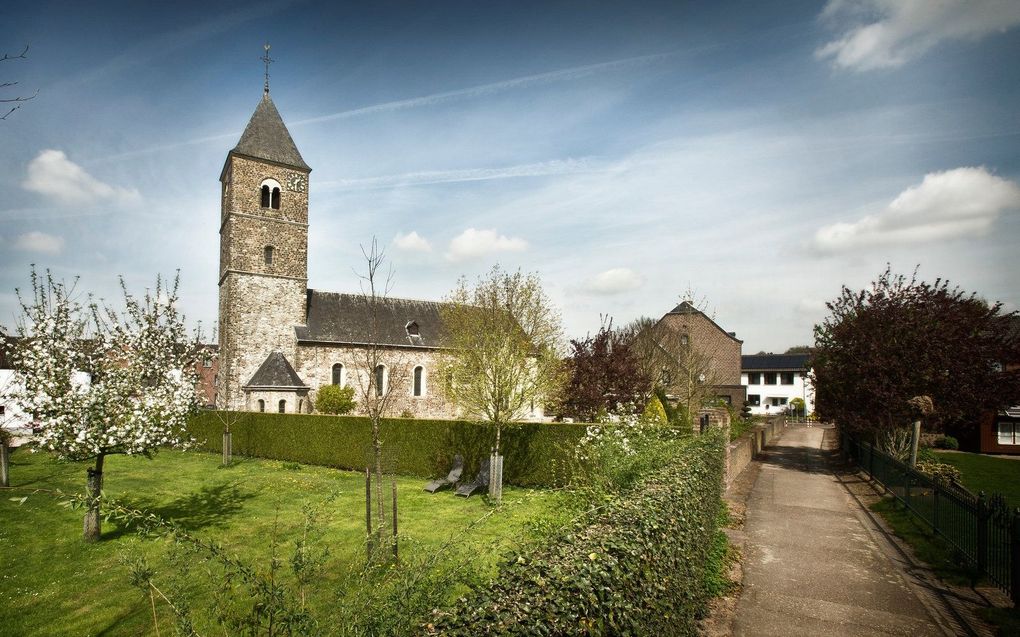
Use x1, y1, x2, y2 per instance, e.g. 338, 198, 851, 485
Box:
741, 354, 811, 371
244, 351, 307, 389
230, 94, 310, 171
296, 291, 449, 348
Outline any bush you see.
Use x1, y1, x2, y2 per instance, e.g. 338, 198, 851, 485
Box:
188, 411, 588, 487
933, 435, 959, 450
314, 384, 357, 415
641, 395, 668, 426
916, 461, 962, 486
426, 430, 726, 636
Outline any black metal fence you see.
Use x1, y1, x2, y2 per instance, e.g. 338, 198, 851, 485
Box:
842, 431, 1020, 604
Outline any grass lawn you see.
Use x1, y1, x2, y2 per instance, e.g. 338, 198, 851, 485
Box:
934, 451, 1020, 508
0, 445, 569, 636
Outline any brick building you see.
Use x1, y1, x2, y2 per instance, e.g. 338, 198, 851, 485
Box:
216, 84, 465, 418
646, 302, 746, 408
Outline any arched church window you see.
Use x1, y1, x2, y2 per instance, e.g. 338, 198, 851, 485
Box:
278, 399, 286, 413
260, 178, 282, 209
332, 363, 344, 386
413, 366, 425, 397
375, 365, 387, 397
258, 399, 265, 412
264, 245, 274, 266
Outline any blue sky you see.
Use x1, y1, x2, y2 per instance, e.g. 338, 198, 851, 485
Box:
2, 0, 1019, 351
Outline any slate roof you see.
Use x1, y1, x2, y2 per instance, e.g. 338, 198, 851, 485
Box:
296, 291, 449, 348
244, 351, 308, 389
230, 94, 310, 171
741, 354, 811, 371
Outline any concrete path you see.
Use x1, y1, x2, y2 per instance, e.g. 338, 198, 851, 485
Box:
732, 425, 951, 636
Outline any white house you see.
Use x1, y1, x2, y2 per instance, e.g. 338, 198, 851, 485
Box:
741, 354, 814, 416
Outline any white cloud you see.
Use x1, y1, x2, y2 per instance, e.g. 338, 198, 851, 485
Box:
22, 149, 141, 206
812, 166, 1020, 253
14, 231, 65, 255
816, 0, 1020, 71
445, 228, 528, 262
582, 268, 644, 295
393, 231, 432, 252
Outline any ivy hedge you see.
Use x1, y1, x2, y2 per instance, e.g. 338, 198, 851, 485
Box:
424, 429, 726, 636
187, 411, 588, 487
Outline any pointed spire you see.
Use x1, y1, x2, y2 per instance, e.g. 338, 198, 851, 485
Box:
261, 43, 273, 96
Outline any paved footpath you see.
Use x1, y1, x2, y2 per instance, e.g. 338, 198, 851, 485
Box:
732, 425, 952, 636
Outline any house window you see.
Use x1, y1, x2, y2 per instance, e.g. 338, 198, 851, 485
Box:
331, 363, 344, 386
747, 394, 760, 406
781, 372, 795, 385
298, 399, 304, 413
764, 372, 777, 385
769, 397, 787, 407
278, 399, 286, 413
413, 366, 424, 397
681, 334, 689, 346
258, 399, 265, 412
264, 246, 274, 266
203, 358, 212, 368
717, 395, 732, 405
0, 405, 5, 416
260, 185, 271, 208
271, 187, 280, 209
660, 368, 672, 385
375, 365, 387, 396
997, 422, 1019, 445
748, 372, 761, 385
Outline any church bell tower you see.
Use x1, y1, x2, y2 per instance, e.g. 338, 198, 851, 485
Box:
217, 48, 311, 410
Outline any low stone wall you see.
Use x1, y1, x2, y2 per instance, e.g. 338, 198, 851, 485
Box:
725, 417, 786, 487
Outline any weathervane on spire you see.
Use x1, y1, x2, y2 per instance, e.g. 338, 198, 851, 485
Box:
261, 43, 274, 95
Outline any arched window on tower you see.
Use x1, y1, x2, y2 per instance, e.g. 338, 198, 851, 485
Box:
264, 245, 274, 266
331, 363, 344, 386
260, 178, 282, 209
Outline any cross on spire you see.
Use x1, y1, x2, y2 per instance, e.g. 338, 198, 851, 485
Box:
261, 43, 274, 95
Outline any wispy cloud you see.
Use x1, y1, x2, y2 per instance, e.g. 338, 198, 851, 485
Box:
392, 231, 432, 252
319, 158, 601, 192
294, 51, 674, 128
22, 150, 140, 207
14, 231, 64, 255
582, 268, 644, 295
812, 166, 1020, 252
816, 0, 1020, 71
445, 228, 528, 262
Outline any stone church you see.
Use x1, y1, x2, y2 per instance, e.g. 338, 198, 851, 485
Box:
216, 84, 457, 418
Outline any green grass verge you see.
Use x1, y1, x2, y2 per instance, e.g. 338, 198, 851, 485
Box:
0, 445, 567, 636
869, 497, 979, 587
934, 451, 1020, 508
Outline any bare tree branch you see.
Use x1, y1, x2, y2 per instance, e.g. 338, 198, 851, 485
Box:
2, 44, 37, 121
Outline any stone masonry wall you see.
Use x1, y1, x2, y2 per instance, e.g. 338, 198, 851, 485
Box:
294, 344, 460, 419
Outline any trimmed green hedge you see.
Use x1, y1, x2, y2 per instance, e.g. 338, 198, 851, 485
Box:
188, 411, 588, 487
425, 429, 726, 636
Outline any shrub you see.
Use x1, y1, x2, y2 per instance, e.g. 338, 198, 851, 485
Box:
641, 394, 668, 426
187, 411, 588, 487
916, 461, 962, 486
933, 435, 959, 450
314, 385, 356, 415
426, 430, 726, 636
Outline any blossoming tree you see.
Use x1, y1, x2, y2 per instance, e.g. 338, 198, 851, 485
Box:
15, 269, 199, 541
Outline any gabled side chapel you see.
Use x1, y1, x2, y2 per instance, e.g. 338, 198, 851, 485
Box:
216, 80, 458, 418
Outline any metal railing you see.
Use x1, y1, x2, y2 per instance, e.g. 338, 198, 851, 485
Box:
842, 431, 1020, 604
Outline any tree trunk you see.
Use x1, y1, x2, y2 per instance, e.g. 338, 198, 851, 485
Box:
0, 441, 9, 488
909, 420, 921, 467
84, 453, 105, 542
222, 430, 232, 466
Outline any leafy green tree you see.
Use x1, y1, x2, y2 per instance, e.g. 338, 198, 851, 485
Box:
441, 266, 566, 455
315, 384, 356, 415
813, 267, 1020, 438
641, 394, 669, 426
